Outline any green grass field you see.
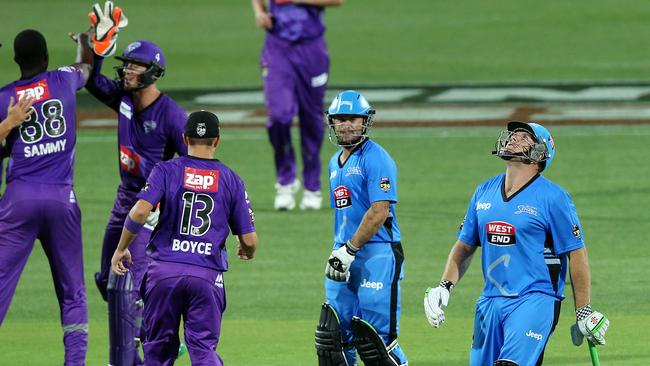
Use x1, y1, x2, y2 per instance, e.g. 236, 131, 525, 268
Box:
1, 125, 648, 365
2, 1, 650, 88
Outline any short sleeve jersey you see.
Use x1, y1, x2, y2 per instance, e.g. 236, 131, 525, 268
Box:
269, 0, 325, 41
328, 139, 400, 246
0, 67, 85, 185
137, 156, 255, 271
458, 174, 585, 299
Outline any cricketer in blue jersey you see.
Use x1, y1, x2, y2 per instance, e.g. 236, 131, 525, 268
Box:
316, 91, 407, 366
111, 111, 257, 365
424, 121, 610, 366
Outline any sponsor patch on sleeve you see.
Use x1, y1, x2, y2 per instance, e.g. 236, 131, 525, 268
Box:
572, 224, 582, 239
184, 167, 219, 192
379, 177, 391, 192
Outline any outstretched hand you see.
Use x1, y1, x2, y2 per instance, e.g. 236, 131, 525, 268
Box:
4, 95, 35, 128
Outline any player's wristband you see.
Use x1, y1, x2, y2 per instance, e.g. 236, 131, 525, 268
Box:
345, 240, 360, 256
440, 280, 454, 292
124, 215, 144, 234
576, 303, 592, 321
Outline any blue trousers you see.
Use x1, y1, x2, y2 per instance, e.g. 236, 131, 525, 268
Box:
325, 242, 407, 365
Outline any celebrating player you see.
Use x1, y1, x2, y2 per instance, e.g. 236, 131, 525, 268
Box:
251, 0, 343, 210
316, 90, 408, 366
111, 110, 258, 365
423, 121, 610, 365
77, 2, 188, 363
0, 29, 93, 366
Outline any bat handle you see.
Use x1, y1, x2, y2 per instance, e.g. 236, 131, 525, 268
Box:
588, 341, 600, 366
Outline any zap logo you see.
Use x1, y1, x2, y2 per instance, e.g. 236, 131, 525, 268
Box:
184, 167, 219, 192
119, 145, 141, 175
486, 221, 516, 246
15, 80, 51, 102
334, 185, 352, 209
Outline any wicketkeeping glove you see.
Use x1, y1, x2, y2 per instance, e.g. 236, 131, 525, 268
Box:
576, 304, 609, 345
325, 240, 358, 281
88, 1, 128, 57
424, 280, 453, 328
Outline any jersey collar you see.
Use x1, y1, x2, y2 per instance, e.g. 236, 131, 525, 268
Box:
501, 173, 540, 202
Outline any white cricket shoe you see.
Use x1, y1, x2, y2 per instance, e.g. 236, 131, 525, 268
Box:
274, 180, 300, 210
300, 189, 322, 210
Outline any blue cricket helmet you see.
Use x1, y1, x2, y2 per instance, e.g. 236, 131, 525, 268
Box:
326, 90, 375, 147
507, 121, 555, 171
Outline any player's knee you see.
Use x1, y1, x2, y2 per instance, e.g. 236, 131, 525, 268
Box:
352, 317, 403, 366
493, 360, 519, 366
267, 108, 295, 125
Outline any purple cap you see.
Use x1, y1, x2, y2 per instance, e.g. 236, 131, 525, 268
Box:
116, 40, 165, 69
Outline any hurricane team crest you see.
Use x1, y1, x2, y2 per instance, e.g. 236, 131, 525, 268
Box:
197, 123, 206, 137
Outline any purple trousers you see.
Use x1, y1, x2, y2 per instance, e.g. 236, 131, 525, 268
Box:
98, 186, 151, 365
261, 33, 329, 191
0, 182, 88, 366
143, 260, 226, 366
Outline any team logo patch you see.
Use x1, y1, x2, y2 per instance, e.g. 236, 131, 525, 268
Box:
126, 41, 141, 52
196, 122, 206, 137
379, 177, 391, 192
143, 120, 157, 133
486, 221, 516, 246
15, 80, 51, 102
346, 166, 362, 177
184, 167, 219, 192
334, 185, 352, 209
572, 224, 581, 239
119, 145, 141, 175
514, 205, 538, 216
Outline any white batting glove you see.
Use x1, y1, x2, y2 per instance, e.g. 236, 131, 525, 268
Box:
144, 208, 159, 230
325, 241, 358, 282
88, 1, 128, 57
576, 304, 609, 345
424, 280, 453, 328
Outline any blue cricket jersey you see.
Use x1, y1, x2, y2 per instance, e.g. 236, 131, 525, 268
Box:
328, 139, 400, 247
458, 173, 585, 300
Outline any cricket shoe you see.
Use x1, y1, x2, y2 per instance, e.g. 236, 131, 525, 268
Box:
300, 189, 322, 210
274, 180, 300, 210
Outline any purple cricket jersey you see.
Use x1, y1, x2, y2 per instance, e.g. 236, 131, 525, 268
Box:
0, 66, 85, 185
85, 56, 187, 222
137, 156, 255, 272
269, 0, 325, 42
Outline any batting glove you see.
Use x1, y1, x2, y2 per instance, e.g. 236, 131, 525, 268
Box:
424, 280, 453, 328
576, 304, 609, 345
144, 208, 160, 230
325, 240, 358, 282
88, 1, 128, 57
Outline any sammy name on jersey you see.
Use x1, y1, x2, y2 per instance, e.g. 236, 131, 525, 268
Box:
24, 139, 67, 158
172, 239, 213, 255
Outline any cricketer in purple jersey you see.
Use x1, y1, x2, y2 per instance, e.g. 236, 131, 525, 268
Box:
252, 0, 342, 211
0, 29, 92, 366
83, 38, 186, 365
111, 111, 258, 365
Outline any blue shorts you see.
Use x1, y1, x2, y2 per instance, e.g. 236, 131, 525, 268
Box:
470, 293, 557, 366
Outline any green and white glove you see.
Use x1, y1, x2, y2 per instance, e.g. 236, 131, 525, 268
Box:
325, 240, 358, 282
424, 280, 453, 328
576, 304, 609, 345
